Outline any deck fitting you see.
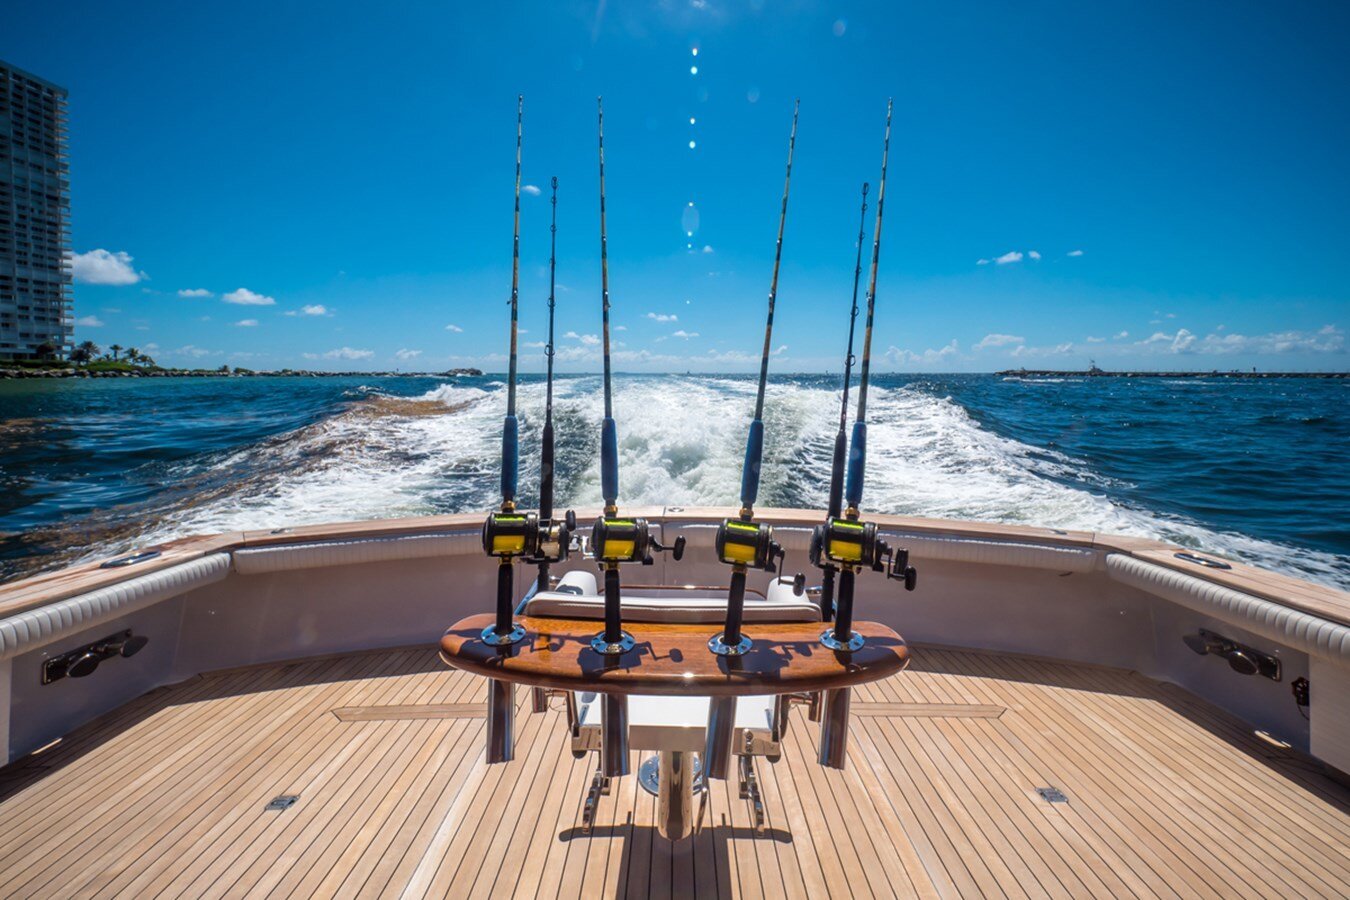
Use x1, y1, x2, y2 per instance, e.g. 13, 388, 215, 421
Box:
1036, 787, 1069, 803
265, 795, 299, 811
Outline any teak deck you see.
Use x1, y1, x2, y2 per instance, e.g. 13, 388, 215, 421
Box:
1, 646, 1347, 899
440, 614, 910, 696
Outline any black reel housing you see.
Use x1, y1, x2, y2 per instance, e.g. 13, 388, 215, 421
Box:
482, 511, 540, 559
810, 517, 917, 589
528, 510, 578, 565
590, 516, 684, 566
715, 518, 783, 572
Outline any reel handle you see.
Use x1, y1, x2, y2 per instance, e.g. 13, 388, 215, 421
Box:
565, 509, 577, 531
886, 546, 918, 591
650, 534, 686, 562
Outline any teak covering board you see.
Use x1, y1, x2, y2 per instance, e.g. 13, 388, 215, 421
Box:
439, 614, 909, 696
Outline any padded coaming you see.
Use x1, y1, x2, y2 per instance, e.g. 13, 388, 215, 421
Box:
1105, 552, 1350, 663
0, 553, 230, 660
231, 531, 481, 575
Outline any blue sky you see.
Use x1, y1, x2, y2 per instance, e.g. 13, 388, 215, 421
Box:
6, 0, 1348, 371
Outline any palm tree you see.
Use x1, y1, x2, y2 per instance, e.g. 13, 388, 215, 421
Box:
137, 354, 156, 368
33, 341, 60, 361
71, 340, 101, 364
109, 344, 123, 361
125, 347, 141, 365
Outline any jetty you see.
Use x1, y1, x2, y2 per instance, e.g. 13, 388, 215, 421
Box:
997, 367, 1347, 379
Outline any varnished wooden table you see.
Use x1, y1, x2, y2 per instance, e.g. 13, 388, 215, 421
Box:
439, 614, 910, 696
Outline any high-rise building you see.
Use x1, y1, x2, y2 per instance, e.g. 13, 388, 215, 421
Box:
0, 60, 71, 361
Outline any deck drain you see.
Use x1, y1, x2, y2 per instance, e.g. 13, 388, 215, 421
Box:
1036, 787, 1069, 804
265, 795, 299, 811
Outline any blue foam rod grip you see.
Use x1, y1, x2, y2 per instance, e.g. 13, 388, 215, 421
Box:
844, 421, 867, 508
740, 419, 764, 507
501, 415, 519, 502
601, 417, 619, 505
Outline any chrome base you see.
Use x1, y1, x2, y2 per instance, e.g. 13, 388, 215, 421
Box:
589, 631, 636, 655
481, 623, 527, 646
819, 628, 865, 652
638, 753, 704, 797
708, 633, 753, 656
485, 679, 515, 764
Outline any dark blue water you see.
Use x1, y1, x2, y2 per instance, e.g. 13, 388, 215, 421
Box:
1, 374, 1346, 588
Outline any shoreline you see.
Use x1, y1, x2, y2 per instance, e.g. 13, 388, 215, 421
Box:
0, 366, 484, 380
996, 369, 1348, 379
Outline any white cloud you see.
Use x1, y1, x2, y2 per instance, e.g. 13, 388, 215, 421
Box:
445, 324, 464, 332
233, 318, 259, 327
886, 340, 960, 367
171, 344, 216, 358
74, 315, 105, 327
1067, 249, 1084, 257
394, 348, 422, 361
995, 251, 1024, 265
71, 249, 144, 285
222, 288, 276, 306
284, 304, 332, 316
1086, 336, 1106, 343
177, 288, 213, 298
976, 259, 990, 266
323, 347, 375, 360
1113, 331, 1129, 340
564, 331, 601, 346
1028, 250, 1042, 260
524, 340, 548, 349
1140, 324, 1345, 356
615, 325, 627, 331
522, 184, 541, 196
974, 333, 1025, 350
646, 312, 678, 323
702, 245, 714, 254
671, 330, 699, 339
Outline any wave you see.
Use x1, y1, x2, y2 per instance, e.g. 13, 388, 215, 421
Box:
60, 376, 1347, 590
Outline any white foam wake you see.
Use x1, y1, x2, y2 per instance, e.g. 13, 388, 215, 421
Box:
118, 377, 1346, 590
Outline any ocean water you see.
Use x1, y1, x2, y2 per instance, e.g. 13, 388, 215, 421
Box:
0, 373, 1346, 590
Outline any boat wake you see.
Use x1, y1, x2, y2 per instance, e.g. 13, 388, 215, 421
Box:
44, 376, 1342, 591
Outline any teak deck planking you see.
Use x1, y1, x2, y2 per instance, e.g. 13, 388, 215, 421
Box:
0, 645, 1346, 898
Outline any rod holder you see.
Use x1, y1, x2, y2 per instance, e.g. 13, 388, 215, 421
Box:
656, 750, 698, 841
485, 678, 515, 764
818, 687, 852, 769
600, 693, 630, 778
703, 696, 738, 781
530, 686, 549, 713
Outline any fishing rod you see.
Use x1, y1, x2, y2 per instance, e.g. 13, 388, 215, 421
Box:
526, 176, 576, 589
585, 97, 685, 778
815, 99, 917, 653
475, 94, 532, 765
811, 181, 869, 622
707, 100, 801, 662
809, 99, 916, 773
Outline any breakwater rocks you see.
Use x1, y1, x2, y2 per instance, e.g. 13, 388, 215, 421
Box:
996, 369, 1348, 379
0, 367, 484, 380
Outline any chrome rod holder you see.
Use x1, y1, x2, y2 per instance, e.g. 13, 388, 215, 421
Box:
818, 686, 851, 769
703, 696, 737, 781
600, 693, 630, 778
530, 686, 550, 713
655, 750, 698, 841
485, 678, 515, 764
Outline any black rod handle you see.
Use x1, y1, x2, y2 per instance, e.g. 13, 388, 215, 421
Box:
496, 561, 515, 635
833, 567, 855, 643
819, 566, 837, 621
724, 568, 748, 647
603, 566, 623, 644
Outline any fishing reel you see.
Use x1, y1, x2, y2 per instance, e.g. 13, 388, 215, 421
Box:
715, 518, 784, 573
589, 516, 685, 566
482, 510, 540, 559
527, 510, 579, 565
810, 517, 917, 590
